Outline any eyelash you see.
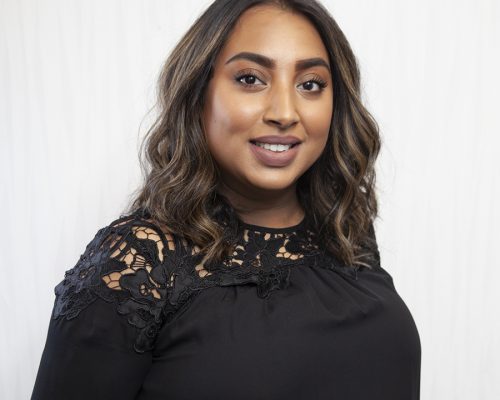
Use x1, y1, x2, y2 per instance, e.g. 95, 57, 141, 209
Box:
234, 71, 328, 92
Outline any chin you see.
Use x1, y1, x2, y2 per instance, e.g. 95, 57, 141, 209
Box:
246, 175, 298, 192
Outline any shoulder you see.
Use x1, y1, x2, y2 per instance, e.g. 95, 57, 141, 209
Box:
51, 210, 187, 352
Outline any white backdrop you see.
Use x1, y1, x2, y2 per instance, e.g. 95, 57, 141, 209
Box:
1, 0, 499, 399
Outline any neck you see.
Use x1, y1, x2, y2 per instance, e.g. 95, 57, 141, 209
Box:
216, 181, 305, 229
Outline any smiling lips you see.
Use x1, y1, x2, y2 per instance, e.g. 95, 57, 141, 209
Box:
254, 142, 296, 152
249, 135, 302, 145
249, 137, 302, 167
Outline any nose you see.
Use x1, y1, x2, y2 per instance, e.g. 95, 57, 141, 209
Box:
263, 80, 299, 129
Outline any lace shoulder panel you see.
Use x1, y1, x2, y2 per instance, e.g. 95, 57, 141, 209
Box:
50, 210, 368, 354
51, 212, 183, 353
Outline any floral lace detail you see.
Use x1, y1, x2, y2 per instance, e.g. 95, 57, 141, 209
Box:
51, 209, 361, 354
51, 213, 183, 353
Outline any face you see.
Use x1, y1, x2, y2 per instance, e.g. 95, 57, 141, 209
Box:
202, 5, 333, 200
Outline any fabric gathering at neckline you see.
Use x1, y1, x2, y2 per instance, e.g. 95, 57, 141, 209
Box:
239, 215, 307, 234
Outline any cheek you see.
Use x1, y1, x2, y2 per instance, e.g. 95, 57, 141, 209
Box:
204, 83, 260, 147
302, 103, 332, 149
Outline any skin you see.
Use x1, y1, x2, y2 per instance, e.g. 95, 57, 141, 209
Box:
202, 5, 333, 228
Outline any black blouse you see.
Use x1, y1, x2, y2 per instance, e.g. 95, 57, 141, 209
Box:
31, 209, 421, 400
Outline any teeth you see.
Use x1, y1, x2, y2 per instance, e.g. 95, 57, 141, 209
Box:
254, 142, 293, 152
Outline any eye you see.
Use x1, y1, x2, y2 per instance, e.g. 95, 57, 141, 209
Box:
299, 76, 328, 93
234, 70, 266, 88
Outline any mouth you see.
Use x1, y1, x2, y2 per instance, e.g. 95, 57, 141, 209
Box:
249, 140, 301, 152
248, 140, 301, 167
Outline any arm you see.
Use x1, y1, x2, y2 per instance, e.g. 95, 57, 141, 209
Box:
31, 215, 171, 400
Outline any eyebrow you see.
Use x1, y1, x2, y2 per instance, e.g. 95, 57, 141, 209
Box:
225, 51, 331, 73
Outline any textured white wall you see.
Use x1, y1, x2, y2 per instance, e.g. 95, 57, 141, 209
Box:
1, 1, 498, 399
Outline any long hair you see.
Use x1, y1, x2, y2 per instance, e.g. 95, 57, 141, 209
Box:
123, 0, 382, 270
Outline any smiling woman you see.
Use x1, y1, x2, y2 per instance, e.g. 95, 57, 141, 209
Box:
202, 6, 334, 228
31, 1, 421, 399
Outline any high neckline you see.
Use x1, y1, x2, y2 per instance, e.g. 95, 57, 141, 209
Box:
239, 215, 307, 234
133, 207, 307, 235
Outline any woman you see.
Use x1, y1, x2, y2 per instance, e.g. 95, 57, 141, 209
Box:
31, 0, 421, 399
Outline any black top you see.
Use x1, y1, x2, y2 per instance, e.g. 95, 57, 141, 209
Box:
31, 209, 421, 400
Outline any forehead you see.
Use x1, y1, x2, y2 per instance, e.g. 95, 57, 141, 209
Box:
216, 5, 329, 67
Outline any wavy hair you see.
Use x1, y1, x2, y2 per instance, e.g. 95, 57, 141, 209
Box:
123, 0, 382, 270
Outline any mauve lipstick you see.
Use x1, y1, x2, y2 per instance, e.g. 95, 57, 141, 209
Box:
249, 140, 301, 167
249, 135, 302, 145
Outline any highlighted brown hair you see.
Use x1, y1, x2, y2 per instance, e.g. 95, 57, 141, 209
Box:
124, 0, 382, 270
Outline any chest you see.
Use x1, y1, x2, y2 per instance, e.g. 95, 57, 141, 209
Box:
138, 267, 421, 400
